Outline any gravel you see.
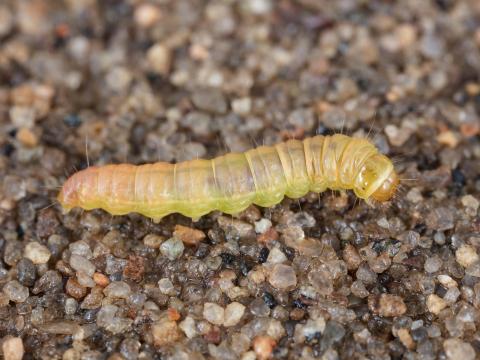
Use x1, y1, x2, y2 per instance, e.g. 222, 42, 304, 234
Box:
0, 0, 479, 359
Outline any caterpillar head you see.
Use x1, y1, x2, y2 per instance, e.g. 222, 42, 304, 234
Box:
354, 154, 399, 202
57, 167, 98, 212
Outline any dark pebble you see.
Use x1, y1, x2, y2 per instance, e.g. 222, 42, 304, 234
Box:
17, 258, 36, 286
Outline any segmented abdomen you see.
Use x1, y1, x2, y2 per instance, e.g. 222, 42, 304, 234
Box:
59, 134, 383, 220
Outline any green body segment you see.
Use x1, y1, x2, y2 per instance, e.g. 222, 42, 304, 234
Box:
58, 134, 391, 220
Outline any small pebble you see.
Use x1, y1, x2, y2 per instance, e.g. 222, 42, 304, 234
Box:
203, 302, 225, 325
103, 281, 131, 299
2, 337, 24, 360
158, 278, 176, 296
152, 320, 182, 347
427, 294, 448, 315
266, 247, 287, 264
65, 298, 78, 315
3, 280, 29, 303
385, 124, 414, 147
397, 328, 415, 350
9, 106, 35, 128
343, 245, 362, 270
146, 43, 171, 76
424, 255, 442, 273
456, 245, 479, 268
160, 238, 185, 260
143, 234, 164, 248
123, 255, 145, 282
16, 258, 36, 286
0, 6, 13, 37
253, 335, 276, 360
232, 97, 252, 115
192, 89, 228, 114
254, 219, 272, 234
16, 127, 38, 147
369, 294, 407, 317
81, 287, 104, 310
443, 338, 476, 360
437, 274, 457, 288
461, 195, 479, 215
93, 273, 109, 287
69, 241, 93, 259
69, 254, 95, 277
134, 3, 161, 28
65, 278, 87, 300
268, 264, 297, 290
426, 207, 454, 231
24, 242, 51, 264
173, 225, 206, 246
179, 316, 197, 338
77, 271, 95, 287
224, 302, 246, 327
437, 130, 459, 148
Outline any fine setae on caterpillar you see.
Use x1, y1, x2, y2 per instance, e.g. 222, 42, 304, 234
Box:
58, 134, 399, 221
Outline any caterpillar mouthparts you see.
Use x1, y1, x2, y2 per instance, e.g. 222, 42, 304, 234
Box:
58, 134, 399, 221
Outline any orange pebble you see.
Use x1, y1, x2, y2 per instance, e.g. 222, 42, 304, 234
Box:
253, 335, 276, 360
257, 227, 279, 245
167, 307, 181, 321
460, 122, 479, 138
93, 273, 109, 287
173, 225, 206, 246
16, 127, 38, 147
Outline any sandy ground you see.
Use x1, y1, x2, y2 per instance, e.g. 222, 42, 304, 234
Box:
0, 1, 480, 359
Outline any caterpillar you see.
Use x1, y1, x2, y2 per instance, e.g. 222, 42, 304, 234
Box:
57, 134, 399, 221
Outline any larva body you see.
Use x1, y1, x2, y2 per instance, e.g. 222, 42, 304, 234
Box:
58, 134, 399, 221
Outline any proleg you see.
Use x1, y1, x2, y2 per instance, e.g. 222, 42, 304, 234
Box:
57, 134, 399, 221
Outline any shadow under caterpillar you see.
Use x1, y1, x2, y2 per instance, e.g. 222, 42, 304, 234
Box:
58, 134, 399, 221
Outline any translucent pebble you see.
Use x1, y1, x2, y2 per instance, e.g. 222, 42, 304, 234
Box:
203, 302, 225, 325
426, 207, 454, 231
224, 302, 246, 327
232, 97, 252, 115
179, 316, 197, 338
2, 337, 24, 360
254, 219, 272, 234
97, 305, 119, 326
308, 268, 333, 296
368, 253, 391, 273
351, 280, 369, 298
146, 43, 171, 76
456, 245, 479, 268
443, 338, 476, 360
65, 298, 78, 315
3, 280, 29, 303
69, 241, 93, 259
266, 247, 287, 264
105, 255, 127, 275
16, 258, 36, 286
160, 238, 185, 260
302, 317, 326, 338
76, 272, 95, 288
69, 254, 95, 277
103, 281, 131, 299
356, 263, 377, 284
24, 242, 51, 264
444, 287, 461, 304
250, 298, 270, 317
268, 264, 297, 290
158, 278, 176, 296
424, 255, 442, 273
426, 294, 447, 315
192, 89, 227, 114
